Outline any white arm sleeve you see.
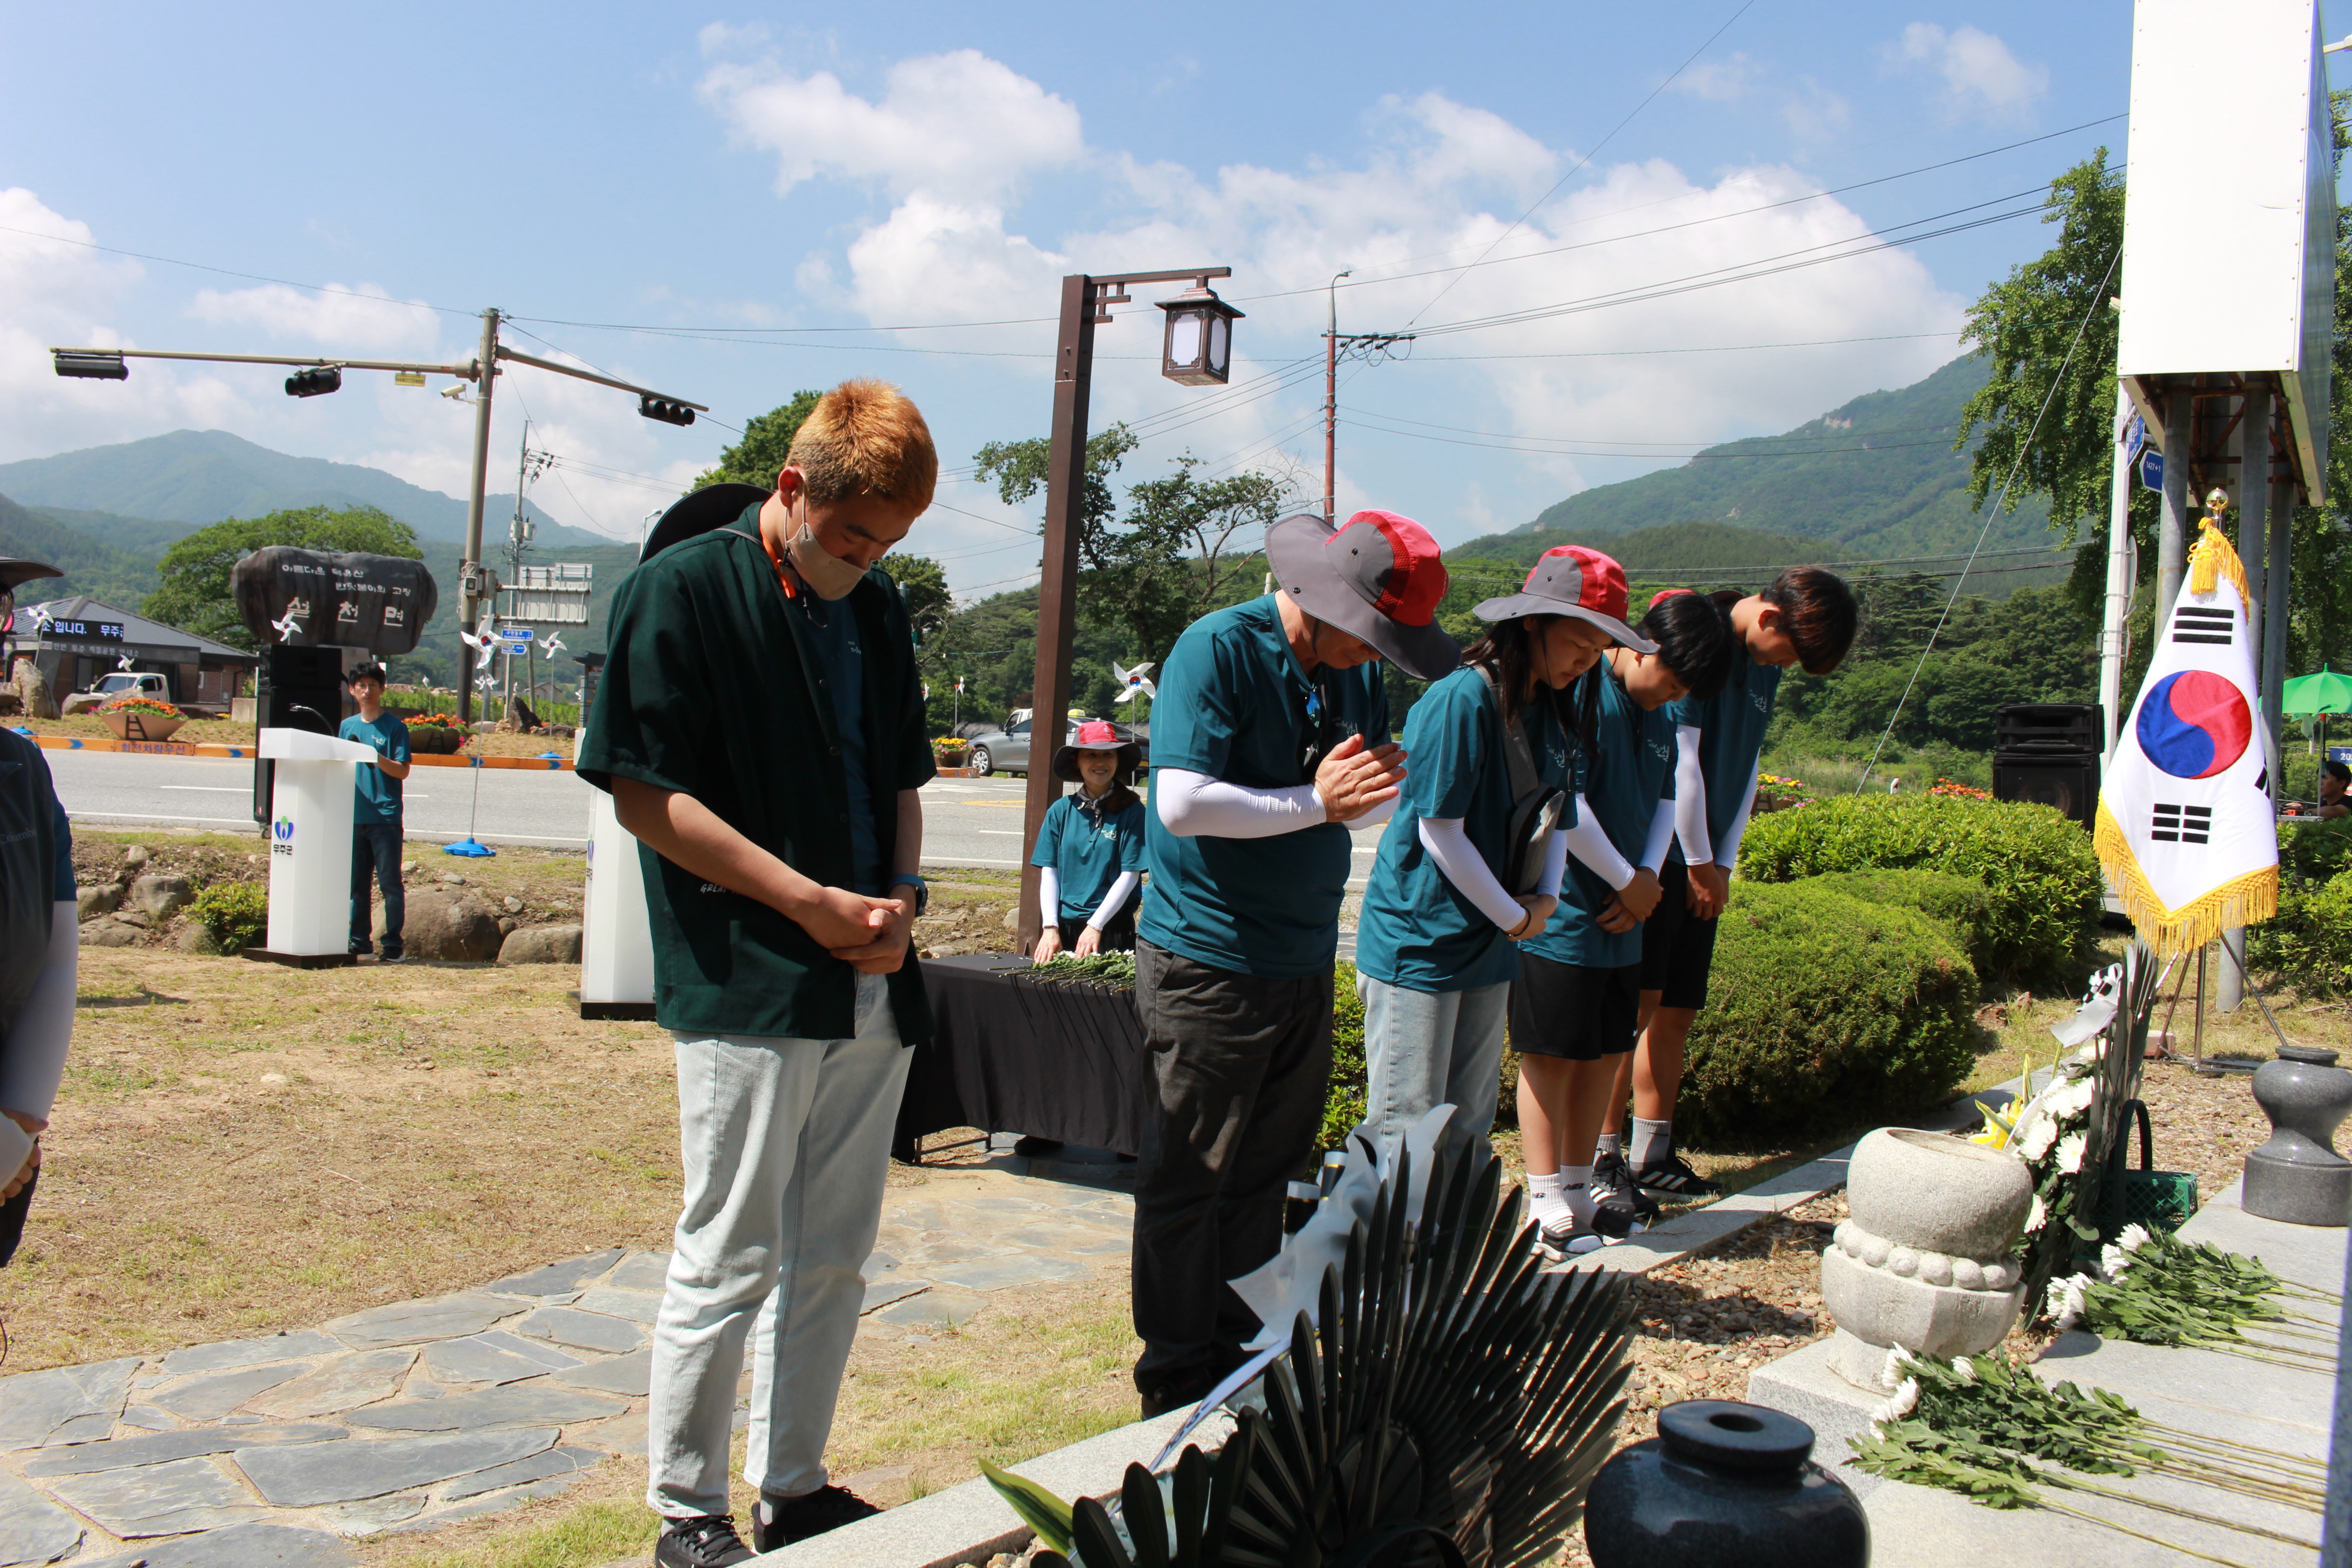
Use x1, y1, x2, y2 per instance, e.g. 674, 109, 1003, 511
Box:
0, 903, 78, 1123
1558, 794, 1635, 890
1036, 867, 1061, 925
1153, 767, 1328, 838
1639, 797, 1677, 873
1088, 870, 1140, 929
1350, 794, 1398, 830
1672, 725, 1713, 865
1715, 771, 1762, 871
1417, 817, 1528, 932
1536, 824, 1568, 898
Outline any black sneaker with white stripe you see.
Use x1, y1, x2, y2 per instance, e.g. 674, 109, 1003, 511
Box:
1632, 1150, 1723, 1198
1534, 1193, 1637, 1261
1592, 1151, 1661, 1222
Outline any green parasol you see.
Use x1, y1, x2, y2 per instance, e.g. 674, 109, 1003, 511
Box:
2282, 665, 2352, 719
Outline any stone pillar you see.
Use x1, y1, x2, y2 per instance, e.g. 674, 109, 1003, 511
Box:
2155, 387, 2194, 628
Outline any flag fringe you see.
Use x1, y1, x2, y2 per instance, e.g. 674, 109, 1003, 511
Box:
2094, 800, 2278, 955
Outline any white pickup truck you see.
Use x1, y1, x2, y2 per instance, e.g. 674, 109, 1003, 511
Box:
88, 671, 169, 701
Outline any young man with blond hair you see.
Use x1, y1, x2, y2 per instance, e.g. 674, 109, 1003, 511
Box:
580, 380, 940, 1566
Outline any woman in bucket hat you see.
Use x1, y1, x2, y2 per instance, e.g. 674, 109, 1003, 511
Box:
1353, 546, 1654, 1167
1129, 508, 1456, 1418
1504, 567, 1733, 1260
1029, 719, 1147, 963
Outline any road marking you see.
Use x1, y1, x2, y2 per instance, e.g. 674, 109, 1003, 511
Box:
66, 810, 255, 828
977, 830, 1022, 836
160, 786, 251, 793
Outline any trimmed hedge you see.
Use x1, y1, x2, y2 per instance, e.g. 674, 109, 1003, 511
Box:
1322, 962, 1369, 1152
1678, 880, 1978, 1147
1797, 868, 1997, 978
1737, 793, 2100, 985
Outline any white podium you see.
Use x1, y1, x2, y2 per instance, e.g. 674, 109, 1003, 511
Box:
580, 785, 657, 1019
252, 726, 378, 967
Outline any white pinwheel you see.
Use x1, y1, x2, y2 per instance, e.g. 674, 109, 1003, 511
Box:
457, 613, 499, 670
269, 598, 309, 642
1112, 659, 1157, 704
538, 632, 565, 659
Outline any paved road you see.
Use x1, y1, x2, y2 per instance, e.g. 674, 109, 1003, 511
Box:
39, 751, 1387, 883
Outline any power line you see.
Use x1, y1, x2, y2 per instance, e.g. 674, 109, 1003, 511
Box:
1407, 0, 1759, 325
1346, 409, 1961, 450
1340, 418, 1961, 461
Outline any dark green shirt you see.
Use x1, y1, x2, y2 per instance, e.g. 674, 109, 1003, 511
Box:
577, 507, 935, 1043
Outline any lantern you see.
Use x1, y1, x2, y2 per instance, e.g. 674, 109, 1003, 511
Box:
1157, 284, 1245, 386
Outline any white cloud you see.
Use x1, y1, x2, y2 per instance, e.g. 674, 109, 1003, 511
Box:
699, 48, 1083, 201
188, 282, 442, 354
1886, 23, 2048, 117
1674, 53, 1764, 103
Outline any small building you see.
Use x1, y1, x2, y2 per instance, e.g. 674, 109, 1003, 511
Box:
7, 594, 259, 709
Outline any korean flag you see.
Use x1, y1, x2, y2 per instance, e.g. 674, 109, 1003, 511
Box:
2094, 519, 2276, 955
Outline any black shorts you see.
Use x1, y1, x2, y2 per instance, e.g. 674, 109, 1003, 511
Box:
1509, 953, 1642, 1061
1636, 859, 1720, 1011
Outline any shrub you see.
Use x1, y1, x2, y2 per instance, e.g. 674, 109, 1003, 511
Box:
1322, 962, 1367, 1152
2280, 819, 2352, 886
1737, 792, 2100, 985
1679, 880, 1978, 1147
1794, 868, 1998, 978
189, 881, 267, 954
2251, 865, 2352, 995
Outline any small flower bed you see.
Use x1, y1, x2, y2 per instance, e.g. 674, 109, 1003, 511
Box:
1929, 777, 1993, 800
933, 736, 970, 764
101, 695, 183, 718
407, 712, 466, 731
1753, 771, 1813, 812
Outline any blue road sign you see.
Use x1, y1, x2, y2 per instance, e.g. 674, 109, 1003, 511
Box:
2139, 448, 2164, 492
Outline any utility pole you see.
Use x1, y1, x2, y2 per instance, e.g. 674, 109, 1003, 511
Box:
2099, 387, 2135, 764
458, 309, 501, 726
1324, 271, 1349, 521
1016, 265, 1235, 956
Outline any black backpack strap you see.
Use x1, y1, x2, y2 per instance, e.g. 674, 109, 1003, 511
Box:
1478, 664, 1542, 806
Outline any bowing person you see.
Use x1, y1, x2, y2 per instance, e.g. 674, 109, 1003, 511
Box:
1511, 578, 1730, 1260
1030, 720, 1148, 961
1354, 547, 1651, 1163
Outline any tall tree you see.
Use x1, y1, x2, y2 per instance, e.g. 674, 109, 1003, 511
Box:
971, 425, 1139, 571
885, 553, 951, 647
144, 505, 420, 651
1096, 458, 1289, 662
692, 390, 823, 490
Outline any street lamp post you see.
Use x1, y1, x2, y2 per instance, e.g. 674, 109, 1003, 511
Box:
1015, 266, 1235, 957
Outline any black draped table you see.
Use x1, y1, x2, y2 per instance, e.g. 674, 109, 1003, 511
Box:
892, 953, 1150, 1161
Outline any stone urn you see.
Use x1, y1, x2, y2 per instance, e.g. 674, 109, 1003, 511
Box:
1585, 1400, 1869, 1568
406, 725, 466, 755
1821, 1128, 2032, 1390
2244, 1045, 2352, 1227
102, 708, 185, 743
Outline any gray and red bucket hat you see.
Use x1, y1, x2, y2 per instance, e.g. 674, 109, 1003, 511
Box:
1264, 509, 1459, 680
1472, 545, 1656, 654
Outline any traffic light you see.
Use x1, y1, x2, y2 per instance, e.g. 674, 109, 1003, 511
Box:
53, 351, 128, 380
284, 366, 342, 398
639, 394, 696, 427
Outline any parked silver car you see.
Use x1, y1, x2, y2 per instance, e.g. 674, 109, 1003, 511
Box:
964, 717, 1147, 778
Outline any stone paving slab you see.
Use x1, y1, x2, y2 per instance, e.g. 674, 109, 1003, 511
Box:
47, 1455, 268, 1538
573, 1287, 662, 1323
324, 1293, 519, 1350
554, 1347, 654, 1398
608, 1250, 671, 1291
925, 1254, 1088, 1292
74, 1520, 356, 1567
234, 1426, 561, 1508
483, 1250, 625, 1298
0, 1357, 141, 1451
247, 1348, 414, 1421
161, 1330, 346, 1377
20, 1423, 346, 1478
151, 1360, 319, 1421
860, 1277, 931, 1314
344, 1382, 626, 1433
445, 1445, 606, 1502
0, 1470, 83, 1565
422, 1328, 586, 1387
517, 1305, 647, 1354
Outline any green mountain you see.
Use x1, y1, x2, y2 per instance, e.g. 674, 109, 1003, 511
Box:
0, 494, 164, 608
1455, 355, 2058, 565
1446, 518, 1840, 577
0, 430, 619, 549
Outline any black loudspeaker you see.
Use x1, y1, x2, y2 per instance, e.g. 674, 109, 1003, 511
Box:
1996, 702, 2104, 754
1994, 752, 2100, 830
252, 646, 350, 824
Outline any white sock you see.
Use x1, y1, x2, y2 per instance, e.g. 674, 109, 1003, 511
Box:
1632, 1118, 1671, 1167
1561, 1165, 1596, 1227
1595, 1132, 1623, 1160
1528, 1170, 1568, 1228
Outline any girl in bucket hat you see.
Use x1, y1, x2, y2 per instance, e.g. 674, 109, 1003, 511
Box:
1353, 545, 1647, 1169
1500, 561, 1734, 1260
1029, 719, 1147, 962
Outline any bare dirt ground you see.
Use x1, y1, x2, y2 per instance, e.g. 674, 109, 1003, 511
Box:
14, 713, 577, 759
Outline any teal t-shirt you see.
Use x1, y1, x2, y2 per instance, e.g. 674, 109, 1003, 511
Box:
795, 592, 882, 895
1523, 668, 1677, 971
1139, 595, 1390, 978
1355, 667, 1577, 993
1031, 791, 1147, 922
1665, 639, 1781, 865
339, 713, 409, 825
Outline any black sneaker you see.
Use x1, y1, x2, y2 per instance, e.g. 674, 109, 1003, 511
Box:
1592, 1152, 1661, 1222
1137, 1367, 1214, 1420
656, 1514, 755, 1568
1633, 1151, 1723, 1198
753, 1485, 882, 1551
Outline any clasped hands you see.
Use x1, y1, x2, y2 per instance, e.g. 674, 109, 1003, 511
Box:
1, 1108, 41, 1203
1596, 867, 1665, 933
799, 886, 914, 975
1314, 734, 1407, 824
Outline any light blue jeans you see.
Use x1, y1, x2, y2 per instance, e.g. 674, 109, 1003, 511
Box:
647, 973, 912, 1517
1358, 974, 1512, 1165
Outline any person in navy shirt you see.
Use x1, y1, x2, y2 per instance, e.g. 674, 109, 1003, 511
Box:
1029, 720, 1147, 960
340, 663, 412, 962
1131, 508, 1456, 1418
1597, 569, 1856, 1214
1355, 545, 1651, 1164
1510, 585, 1729, 1260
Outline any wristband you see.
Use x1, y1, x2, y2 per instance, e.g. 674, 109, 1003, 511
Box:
889, 874, 929, 917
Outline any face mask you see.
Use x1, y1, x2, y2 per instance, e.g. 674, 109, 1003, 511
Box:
786, 523, 867, 602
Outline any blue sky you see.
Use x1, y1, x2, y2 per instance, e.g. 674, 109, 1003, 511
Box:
0, 3, 2331, 596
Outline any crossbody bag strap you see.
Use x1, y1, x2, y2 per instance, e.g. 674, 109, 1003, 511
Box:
1478, 664, 1543, 804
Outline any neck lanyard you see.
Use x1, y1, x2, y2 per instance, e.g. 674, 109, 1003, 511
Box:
754, 517, 801, 603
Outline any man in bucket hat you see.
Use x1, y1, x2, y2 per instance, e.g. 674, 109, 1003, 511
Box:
1129, 508, 1457, 1416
